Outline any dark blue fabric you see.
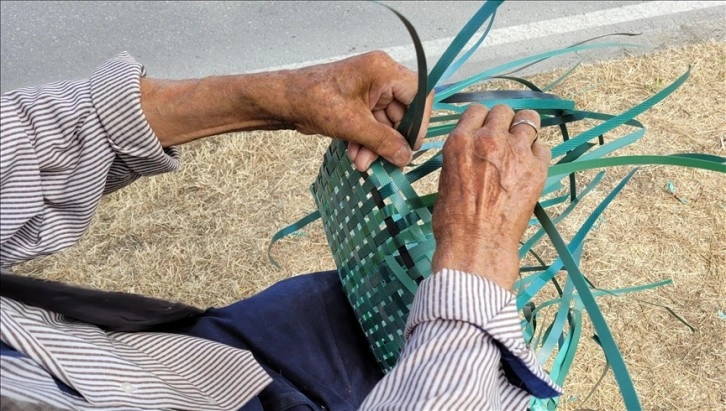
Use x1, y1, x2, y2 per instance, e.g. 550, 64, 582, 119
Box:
1, 340, 83, 398
498, 341, 561, 399
0, 340, 26, 359
1, 270, 383, 410
175, 270, 384, 411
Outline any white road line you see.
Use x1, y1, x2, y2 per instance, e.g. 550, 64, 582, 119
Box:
246, 0, 725, 73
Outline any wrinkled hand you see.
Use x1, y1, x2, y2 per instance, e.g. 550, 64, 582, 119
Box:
285, 51, 433, 171
431, 104, 551, 290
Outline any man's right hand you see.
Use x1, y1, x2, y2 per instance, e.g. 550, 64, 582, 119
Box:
431, 104, 550, 290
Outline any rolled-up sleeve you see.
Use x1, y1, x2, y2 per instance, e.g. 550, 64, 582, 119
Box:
360, 269, 562, 410
0, 53, 179, 267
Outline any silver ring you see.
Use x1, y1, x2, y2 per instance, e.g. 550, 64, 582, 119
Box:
510, 119, 539, 142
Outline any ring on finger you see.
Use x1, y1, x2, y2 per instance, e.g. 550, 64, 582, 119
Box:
510, 119, 539, 143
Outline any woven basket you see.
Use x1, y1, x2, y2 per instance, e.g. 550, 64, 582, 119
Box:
311, 140, 436, 371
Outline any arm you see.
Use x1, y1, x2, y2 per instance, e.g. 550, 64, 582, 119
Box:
1, 51, 431, 267
360, 105, 562, 409
140, 51, 432, 170
0, 53, 177, 266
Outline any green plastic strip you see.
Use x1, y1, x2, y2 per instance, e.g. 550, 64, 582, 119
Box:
518, 172, 605, 261
268, 210, 321, 268
551, 69, 690, 158
548, 154, 726, 177
427, 1, 503, 91
436, 42, 642, 101
436, 9, 498, 85
518, 169, 638, 309
507, 32, 642, 77
374, 3, 428, 147
535, 203, 642, 410
537, 276, 576, 363
542, 59, 583, 92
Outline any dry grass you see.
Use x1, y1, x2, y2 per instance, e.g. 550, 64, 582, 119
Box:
13, 41, 726, 410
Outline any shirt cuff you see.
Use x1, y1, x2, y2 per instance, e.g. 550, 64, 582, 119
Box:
406, 268, 563, 399
89, 52, 180, 192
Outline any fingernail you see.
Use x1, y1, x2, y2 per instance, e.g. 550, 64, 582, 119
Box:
363, 158, 374, 171
394, 146, 412, 166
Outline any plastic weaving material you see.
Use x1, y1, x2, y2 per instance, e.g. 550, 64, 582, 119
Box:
271, 1, 726, 408
311, 141, 437, 370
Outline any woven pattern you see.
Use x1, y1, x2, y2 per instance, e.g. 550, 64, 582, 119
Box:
311, 140, 436, 371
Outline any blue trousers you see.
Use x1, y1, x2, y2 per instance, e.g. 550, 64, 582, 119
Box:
1, 270, 384, 410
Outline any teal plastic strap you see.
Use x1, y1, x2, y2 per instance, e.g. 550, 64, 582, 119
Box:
375, 3, 428, 147
535, 203, 642, 410
508, 32, 642, 77
548, 154, 726, 177
268, 210, 320, 268
427, 1, 503, 91
436, 42, 643, 101
436, 9, 497, 85
551, 68, 690, 158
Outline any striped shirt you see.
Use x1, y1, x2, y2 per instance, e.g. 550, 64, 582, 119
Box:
1, 53, 179, 267
0, 53, 561, 410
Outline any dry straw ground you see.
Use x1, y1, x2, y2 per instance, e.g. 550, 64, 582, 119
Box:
13, 41, 725, 410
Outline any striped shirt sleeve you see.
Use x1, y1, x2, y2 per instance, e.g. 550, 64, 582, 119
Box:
0, 297, 272, 410
0, 53, 179, 267
359, 269, 563, 410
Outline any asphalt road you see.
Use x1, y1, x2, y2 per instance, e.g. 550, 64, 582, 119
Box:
1, 1, 724, 92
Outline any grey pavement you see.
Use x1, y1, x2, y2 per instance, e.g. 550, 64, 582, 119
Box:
1, 1, 724, 92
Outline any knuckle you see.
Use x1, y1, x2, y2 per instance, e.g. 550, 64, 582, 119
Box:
449, 127, 469, 141
541, 147, 552, 162
492, 103, 512, 112
466, 103, 488, 115
473, 133, 499, 153
520, 109, 538, 118
365, 50, 391, 65
478, 124, 504, 140
533, 143, 552, 162
443, 132, 467, 156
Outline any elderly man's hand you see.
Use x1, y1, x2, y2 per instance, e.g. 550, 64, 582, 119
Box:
285, 51, 433, 171
141, 51, 429, 172
431, 105, 550, 290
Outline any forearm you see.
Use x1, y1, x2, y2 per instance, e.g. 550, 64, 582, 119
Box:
141, 51, 427, 168
140, 72, 297, 147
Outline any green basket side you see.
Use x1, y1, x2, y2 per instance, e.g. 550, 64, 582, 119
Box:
311, 140, 436, 371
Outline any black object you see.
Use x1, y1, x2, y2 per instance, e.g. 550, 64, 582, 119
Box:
0, 268, 205, 332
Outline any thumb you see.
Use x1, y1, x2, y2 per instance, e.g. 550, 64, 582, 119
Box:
342, 115, 413, 168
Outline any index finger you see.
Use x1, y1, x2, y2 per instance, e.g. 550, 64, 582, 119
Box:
413, 91, 435, 150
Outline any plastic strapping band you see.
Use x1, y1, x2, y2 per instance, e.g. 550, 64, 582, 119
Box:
535, 203, 642, 410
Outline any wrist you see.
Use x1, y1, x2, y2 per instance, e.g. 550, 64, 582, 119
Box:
141, 71, 298, 147
226, 70, 297, 130
431, 240, 520, 290
276, 64, 339, 136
